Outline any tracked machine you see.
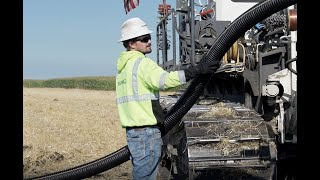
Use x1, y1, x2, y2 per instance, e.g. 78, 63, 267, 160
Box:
156, 0, 297, 179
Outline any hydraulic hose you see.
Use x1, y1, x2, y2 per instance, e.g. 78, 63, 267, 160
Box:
25, 0, 297, 179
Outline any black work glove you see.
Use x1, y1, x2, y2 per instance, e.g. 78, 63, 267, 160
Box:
184, 60, 220, 81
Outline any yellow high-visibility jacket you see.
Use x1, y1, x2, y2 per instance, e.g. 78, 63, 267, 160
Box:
116, 50, 186, 128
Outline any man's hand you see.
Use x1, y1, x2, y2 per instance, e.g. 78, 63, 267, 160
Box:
184, 60, 220, 81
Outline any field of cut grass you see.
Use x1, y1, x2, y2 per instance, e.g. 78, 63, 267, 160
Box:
23, 87, 131, 179
23, 87, 174, 179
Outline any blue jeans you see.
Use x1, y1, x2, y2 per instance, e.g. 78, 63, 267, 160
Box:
126, 127, 163, 180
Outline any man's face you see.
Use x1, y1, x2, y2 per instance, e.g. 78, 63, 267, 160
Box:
129, 34, 152, 54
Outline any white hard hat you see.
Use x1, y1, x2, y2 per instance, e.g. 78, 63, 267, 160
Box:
118, 17, 153, 42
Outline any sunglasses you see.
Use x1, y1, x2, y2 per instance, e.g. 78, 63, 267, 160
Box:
134, 34, 151, 43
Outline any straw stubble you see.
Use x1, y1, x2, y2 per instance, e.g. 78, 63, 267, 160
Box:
23, 88, 131, 179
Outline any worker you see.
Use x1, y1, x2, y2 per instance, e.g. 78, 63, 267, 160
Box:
116, 17, 219, 180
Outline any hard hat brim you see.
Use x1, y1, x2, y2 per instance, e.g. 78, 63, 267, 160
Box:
118, 30, 153, 42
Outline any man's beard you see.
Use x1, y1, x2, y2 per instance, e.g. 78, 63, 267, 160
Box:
143, 47, 152, 54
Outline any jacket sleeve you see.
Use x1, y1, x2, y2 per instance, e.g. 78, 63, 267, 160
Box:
139, 58, 186, 90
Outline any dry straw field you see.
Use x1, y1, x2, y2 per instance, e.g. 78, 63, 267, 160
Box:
23, 87, 135, 179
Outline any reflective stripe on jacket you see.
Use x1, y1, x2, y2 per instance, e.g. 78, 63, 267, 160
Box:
116, 50, 186, 127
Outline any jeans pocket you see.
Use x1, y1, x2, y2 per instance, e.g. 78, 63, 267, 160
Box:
127, 133, 145, 160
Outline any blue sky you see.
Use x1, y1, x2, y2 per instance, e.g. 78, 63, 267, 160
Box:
23, 0, 174, 80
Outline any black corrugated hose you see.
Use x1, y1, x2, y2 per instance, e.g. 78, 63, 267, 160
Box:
25, 0, 297, 179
